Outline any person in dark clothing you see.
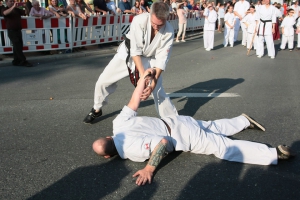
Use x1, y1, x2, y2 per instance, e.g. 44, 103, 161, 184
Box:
93, 0, 108, 14
0, 0, 5, 61
25, 0, 32, 14
1, 0, 32, 67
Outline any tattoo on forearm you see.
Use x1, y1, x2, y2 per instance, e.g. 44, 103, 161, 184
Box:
148, 142, 166, 167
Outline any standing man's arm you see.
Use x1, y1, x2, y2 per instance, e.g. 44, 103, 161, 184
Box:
127, 68, 156, 111
140, 30, 174, 100
3, 2, 16, 15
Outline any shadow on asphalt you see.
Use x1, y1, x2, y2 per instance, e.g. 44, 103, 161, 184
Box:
27, 151, 183, 200
27, 156, 130, 200
173, 78, 244, 117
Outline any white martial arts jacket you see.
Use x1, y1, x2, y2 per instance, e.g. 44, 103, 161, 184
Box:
234, 0, 250, 19
256, 5, 276, 36
224, 12, 235, 29
116, 13, 174, 72
281, 16, 296, 36
242, 13, 258, 34
112, 106, 201, 162
203, 8, 217, 31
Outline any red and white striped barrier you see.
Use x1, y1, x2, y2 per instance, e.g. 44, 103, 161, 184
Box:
72, 14, 121, 48
0, 16, 72, 54
120, 14, 134, 40
0, 13, 204, 54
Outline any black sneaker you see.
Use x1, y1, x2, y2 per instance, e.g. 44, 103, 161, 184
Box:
242, 113, 265, 131
83, 108, 102, 124
276, 145, 296, 160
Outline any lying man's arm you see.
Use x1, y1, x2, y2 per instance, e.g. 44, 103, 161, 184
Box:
127, 68, 156, 111
133, 138, 168, 186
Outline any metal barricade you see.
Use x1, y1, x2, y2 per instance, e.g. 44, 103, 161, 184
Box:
72, 14, 121, 48
0, 16, 72, 54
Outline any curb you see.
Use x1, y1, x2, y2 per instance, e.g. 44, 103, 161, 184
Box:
0, 30, 202, 67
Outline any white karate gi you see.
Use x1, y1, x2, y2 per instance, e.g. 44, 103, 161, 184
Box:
203, 8, 217, 50
242, 13, 258, 50
113, 106, 278, 165
233, 0, 250, 44
93, 13, 178, 118
224, 12, 235, 47
255, 5, 276, 57
280, 16, 296, 50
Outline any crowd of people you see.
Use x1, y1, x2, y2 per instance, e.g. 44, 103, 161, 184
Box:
1, 0, 300, 62
201, 0, 300, 58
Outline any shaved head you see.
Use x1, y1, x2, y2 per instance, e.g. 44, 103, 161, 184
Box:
93, 137, 118, 158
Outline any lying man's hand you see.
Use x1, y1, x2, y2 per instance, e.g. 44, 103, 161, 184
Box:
132, 166, 154, 186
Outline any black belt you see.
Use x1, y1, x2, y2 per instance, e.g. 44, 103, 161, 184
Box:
161, 119, 171, 135
123, 34, 140, 87
257, 19, 272, 36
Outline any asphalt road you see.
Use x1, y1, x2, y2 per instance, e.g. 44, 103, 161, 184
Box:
1, 31, 300, 200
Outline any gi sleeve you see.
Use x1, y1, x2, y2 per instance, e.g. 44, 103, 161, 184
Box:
129, 15, 145, 56
154, 25, 174, 71
271, 7, 276, 23
113, 106, 137, 127
280, 18, 286, 28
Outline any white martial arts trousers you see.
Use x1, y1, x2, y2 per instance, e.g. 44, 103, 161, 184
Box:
246, 32, 257, 50
177, 23, 187, 39
256, 35, 275, 57
224, 27, 234, 47
93, 54, 178, 118
191, 115, 278, 165
203, 30, 214, 49
280, 35, 294, 50
234, 18, 247, 45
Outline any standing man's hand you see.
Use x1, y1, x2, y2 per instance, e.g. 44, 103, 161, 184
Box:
140, 68, 157, 100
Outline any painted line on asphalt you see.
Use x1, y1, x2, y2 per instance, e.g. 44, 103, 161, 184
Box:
167, 93, 240, 98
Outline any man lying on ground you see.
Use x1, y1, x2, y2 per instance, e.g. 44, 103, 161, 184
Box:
92, 68, 296, 186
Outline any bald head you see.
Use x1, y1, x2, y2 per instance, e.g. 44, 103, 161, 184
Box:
93, 137, 117, 158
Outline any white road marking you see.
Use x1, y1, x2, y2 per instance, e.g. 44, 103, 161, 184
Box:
166, 93, 240, 98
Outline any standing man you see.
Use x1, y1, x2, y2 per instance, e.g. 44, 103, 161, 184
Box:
233, 0, 250, 45
1, 0, 32, 67
92, 68, 295, 186
83, 2, 178, 124
255, 0, 276, 59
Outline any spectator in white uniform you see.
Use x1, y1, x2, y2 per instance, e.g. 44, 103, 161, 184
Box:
92, 68, 296, 186
255, 0, 276, 59
279, 9, 296, 51
203, 3, 217, 51
223, 5, 235, 47
233, 0, 250, 45
290, 1, 300, 20
242, 5, 258, 50
83, 2, 178, 124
